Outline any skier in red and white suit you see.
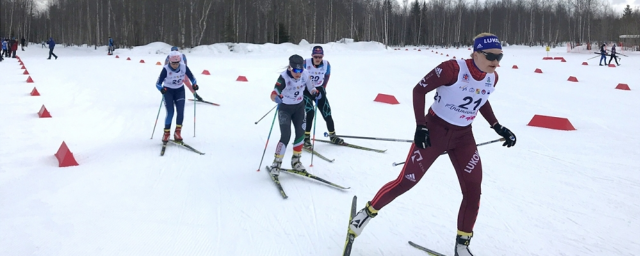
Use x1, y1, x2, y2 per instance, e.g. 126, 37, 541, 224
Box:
348, 33, 517, 256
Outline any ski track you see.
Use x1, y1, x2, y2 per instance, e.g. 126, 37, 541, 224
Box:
1, 45, 639, 255
308, 186, 320, 253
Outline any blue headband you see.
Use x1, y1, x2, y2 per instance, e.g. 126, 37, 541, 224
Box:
473, 36, 502, 51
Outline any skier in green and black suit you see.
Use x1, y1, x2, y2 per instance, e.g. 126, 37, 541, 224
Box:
302, 46, 344, 148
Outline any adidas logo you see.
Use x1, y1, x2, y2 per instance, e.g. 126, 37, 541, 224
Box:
405, 173, 416, 182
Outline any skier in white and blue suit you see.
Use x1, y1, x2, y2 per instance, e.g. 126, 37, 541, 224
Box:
155, 51, 199, 143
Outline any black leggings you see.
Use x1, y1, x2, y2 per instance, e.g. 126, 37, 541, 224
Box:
304, 91, 335, 133
608, 54, 619, 65
274, 102, 306, 156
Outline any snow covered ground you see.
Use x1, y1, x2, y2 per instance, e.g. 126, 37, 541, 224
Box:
1, 41, 639, 256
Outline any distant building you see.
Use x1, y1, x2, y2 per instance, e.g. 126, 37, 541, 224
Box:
619, 35, 640, 51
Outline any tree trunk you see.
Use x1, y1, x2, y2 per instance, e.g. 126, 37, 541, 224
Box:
107, 0, 111, 40
96, 0, 100, 49
197, 0, 214, 46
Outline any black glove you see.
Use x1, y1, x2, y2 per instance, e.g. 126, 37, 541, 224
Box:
414, 125, 431, 149
492, 123, 516, 147
192, 84, 199, 91
160, 87, 168, 94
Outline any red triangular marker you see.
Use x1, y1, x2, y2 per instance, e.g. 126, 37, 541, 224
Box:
30, 87, 40, 96
55, 141, 79, 167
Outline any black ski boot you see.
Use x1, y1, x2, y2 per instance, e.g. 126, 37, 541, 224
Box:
328, 131, 344, 145
303, 133, 313, 149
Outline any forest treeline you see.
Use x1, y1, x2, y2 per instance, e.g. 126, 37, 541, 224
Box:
1, 0, 639, 48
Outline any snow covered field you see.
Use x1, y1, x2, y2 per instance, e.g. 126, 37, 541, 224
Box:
1, 41, 639, 256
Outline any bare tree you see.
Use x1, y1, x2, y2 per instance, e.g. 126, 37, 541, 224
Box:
0, 0, 635, 50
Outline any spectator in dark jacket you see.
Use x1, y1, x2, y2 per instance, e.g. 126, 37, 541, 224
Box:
11, 38, 18, 58
599, 43, 607, 66
47, 37, 58, 60
7, 38, 13, 58
608, 43, 620, 66
21, 37, 26, 51
0, 39, 4, 61
108, 36, 114, 55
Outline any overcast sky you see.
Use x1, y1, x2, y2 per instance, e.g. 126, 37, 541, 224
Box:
396, 0, 638, 13
610, 0, 639, 13
34, 0, 638, 15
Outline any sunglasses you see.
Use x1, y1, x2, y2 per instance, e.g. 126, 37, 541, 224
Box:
291, 68, 303, 74
170, 61, 180, 64
312, 56, 323, 59
479, 51, 503, 61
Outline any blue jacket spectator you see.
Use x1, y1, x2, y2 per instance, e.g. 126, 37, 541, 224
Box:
47, 37, 58, 60
108, 37, 115, 55
599, 43, 606, 66
48, 38, 56, 49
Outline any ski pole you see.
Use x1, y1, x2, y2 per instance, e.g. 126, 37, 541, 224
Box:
150, 96, 164, 139
323, 132, 413, 143
391, 138, 506, 166
309, 98, 319, 167
193, 92, 197, 137
256, 105, 279, 172
255, 105, 278, 124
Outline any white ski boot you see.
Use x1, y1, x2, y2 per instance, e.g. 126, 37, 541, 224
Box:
348, 201, 378, 237
454, 231, 474, 256
291, 153, 306, 172
269, 155, 283, 176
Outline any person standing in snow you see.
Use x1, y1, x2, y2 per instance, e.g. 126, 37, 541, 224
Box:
7, 38, 14, 57
1, 38, 7, 57
10, 38, 18, 58
268, 54, 320, 176
21, 37, 26, 51
0, 38, 4, 62
599, 43, 607, 66
47, 37, 58, 60
301, 45, 345, 148
155, 51, 199, 143
347, 32, 517, 256
164, 46, 204, 102
608, 43, 620, 66
108, 36, 114, 55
